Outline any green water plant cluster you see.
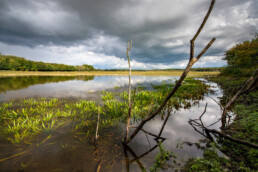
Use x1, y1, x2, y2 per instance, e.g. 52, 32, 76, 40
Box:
0, 98, 70, 143
150, 142, 177, 172
184, 143, 231, 172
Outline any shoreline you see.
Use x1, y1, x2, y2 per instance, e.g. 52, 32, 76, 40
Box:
0, 70, 220, 77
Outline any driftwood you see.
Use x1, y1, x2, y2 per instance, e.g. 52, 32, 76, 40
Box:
124, 0, 216, 144
189, 81, 258, 149
221, 68, 258, 129
189, 119, 258, 149
209, 129, 258, 149
123, 139, 166, 171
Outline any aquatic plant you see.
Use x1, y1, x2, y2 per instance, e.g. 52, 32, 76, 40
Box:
150, 142, 176, 172
0, 78, 210, 144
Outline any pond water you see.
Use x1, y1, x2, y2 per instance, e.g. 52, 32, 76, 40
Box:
0, 75, 223, 171
0, 75, 178, 102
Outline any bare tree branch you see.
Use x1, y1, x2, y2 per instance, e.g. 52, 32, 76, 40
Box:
191, 0, 216, 42
124, 0, 216, 144
209, 129, 258, 149
195, 38, 216, 61
190, 0, 215, 60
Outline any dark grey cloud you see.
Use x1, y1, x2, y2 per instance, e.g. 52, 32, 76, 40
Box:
0, 0, 257, 68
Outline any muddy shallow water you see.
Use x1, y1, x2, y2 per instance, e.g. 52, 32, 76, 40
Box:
0, 75, 223, 171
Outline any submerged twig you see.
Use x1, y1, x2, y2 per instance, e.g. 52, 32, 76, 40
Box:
96, 160, 103, 172
94, 106, 100, 144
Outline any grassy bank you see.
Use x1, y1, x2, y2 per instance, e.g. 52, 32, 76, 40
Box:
185, 75, 258, 171
209, 76, 258, 170
0, 70, 219, 77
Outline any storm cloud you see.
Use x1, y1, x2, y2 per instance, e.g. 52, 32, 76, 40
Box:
0, 0, 257, 69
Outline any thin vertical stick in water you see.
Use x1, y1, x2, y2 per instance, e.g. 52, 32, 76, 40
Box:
124, 40, 133, 143
95, 106, 100, 144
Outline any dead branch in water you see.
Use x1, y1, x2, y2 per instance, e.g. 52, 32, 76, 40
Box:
124, 0, 216, 144
189, 95, 258, 149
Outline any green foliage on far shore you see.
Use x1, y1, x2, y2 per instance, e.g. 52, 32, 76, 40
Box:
221, 34, 258, 76
0, 55, 95, 71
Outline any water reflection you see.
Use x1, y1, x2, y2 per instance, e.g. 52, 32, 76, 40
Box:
0, 75, 177, 102
0, 75, 94, 93
124, 80, 223, 171
0, 76, 223, 171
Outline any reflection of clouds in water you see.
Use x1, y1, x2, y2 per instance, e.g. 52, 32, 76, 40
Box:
0, 75, 178, 101
0, 76, 226, 167
129, 80, 224, 162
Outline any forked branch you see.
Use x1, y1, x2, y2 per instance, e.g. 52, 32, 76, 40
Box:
124, 0, 216, 144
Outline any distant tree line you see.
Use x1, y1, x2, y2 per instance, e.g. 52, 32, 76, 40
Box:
103, 68, 221, 72
221, 34, 258, 76
191, 67, 221, 71
0, 55, 95, 71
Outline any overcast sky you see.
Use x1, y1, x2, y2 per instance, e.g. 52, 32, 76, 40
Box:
0, 0, 257, 69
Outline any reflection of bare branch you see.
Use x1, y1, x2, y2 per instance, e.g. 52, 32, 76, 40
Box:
131, 139, 166, 163
123, 146, 130, 172
188, 120, 207, 138
130, 126, 166, 140
158, 103, 172, 137
208, 129, 258, 149
199, 103, 208, 128
189, 105, 258, 149
124, 144, 146, 171
206, 96, 223, 110
207, 117, 221, 127
144, 132, 151, 149
123, 139, 166, 171
188, 104, 210, 139
189, 103, 207, 129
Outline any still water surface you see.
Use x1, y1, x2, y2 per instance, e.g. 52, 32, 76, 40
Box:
0, 75, 177, 102
0, 75, 223, 171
